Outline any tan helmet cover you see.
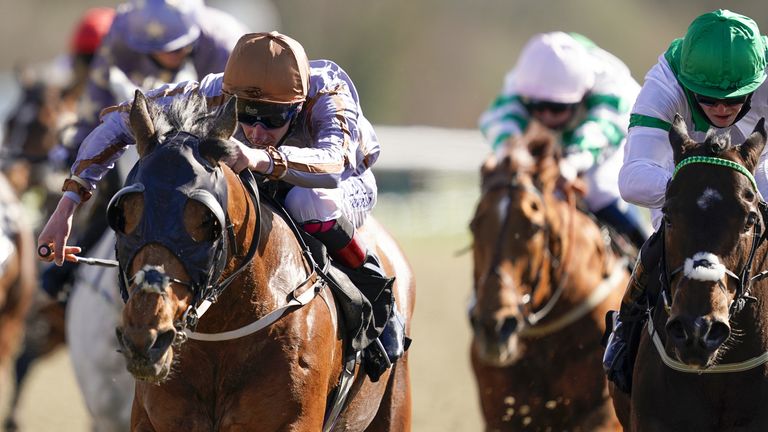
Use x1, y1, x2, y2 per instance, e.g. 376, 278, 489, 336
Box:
222, 32, 310, 104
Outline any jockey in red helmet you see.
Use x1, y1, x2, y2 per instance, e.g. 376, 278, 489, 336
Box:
70, 7, 116, 56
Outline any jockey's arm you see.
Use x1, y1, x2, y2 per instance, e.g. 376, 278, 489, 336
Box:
37, 79, 203, 265
243, 89, 363, 189
619, 124, 673, 209
478, 72, 530, 155
618, 58, 684, 215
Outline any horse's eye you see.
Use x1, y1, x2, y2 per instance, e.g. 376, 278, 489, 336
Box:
201, 213, 214, 227
746, 212, 758, 230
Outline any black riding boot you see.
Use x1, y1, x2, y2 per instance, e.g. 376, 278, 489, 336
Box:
302, 216, 410, 381
603, 228, 663, 393
356, 253, 409, 381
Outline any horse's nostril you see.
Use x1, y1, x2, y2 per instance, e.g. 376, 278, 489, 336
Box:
148, 329, 176, 364
706, 321, 730, 347
499, 316, 519, 339
666, 318, 687, 343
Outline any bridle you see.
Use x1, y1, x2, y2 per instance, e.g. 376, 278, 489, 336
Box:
660, 156, 768, 319
651, 155, 768, 373
473, 171, 577, 330
109, 134, 322, 342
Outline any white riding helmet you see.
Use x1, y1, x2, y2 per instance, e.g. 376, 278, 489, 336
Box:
513, 32, 595, 104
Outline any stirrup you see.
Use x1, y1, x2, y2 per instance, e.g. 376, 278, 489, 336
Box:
363, 338, 392, 382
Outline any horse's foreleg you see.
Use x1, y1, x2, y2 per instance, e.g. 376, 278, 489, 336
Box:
365, 354, 412, 432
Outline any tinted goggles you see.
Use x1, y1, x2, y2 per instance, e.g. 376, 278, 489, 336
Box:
237, 101, 300, 129
694, 93, 750, 107
522, 98, 579, 114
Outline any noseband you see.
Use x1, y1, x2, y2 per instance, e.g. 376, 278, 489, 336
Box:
660, 156, 768, 319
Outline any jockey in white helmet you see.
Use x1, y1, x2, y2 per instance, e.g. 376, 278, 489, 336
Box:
479, 32, 650, 249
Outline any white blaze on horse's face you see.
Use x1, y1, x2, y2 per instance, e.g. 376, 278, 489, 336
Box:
683, 252, 726, 281
133, 265, 170, 295
697, 188, 723, 211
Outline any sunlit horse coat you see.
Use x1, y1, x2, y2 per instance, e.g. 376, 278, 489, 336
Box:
622, 38, 768, 228
64, 60, 381, 227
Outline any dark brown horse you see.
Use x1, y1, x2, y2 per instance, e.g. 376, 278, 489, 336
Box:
0, 171, 35, 421
469, 124, 627, 431
109, 91, 414, 431
619, 116, 768, 431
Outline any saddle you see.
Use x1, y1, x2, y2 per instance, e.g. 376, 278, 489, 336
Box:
260, 179, 393, 353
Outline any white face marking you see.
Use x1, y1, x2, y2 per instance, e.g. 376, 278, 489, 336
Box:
697, 188, 722, 210
683, 252, 725, 281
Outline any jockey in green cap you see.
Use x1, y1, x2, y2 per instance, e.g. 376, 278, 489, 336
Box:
604, 9, 768, 393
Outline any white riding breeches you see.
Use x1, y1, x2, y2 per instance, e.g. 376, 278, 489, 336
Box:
284, 169, 378, 228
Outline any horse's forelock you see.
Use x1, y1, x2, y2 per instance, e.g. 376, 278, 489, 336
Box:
146, 92, 215, 141
703, 129, 733, 155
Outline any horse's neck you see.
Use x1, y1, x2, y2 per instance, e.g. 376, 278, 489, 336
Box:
214, 192, 311, 322
545, 195, 614, 301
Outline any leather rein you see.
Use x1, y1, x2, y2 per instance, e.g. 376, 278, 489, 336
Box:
475, 172, 582, 334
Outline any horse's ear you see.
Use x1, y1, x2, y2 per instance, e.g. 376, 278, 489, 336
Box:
480, 154, 498, 178
740, 118, 767, 172
209, 95, 238, 141
129, 90, 155, 157
669, 113, 695, 162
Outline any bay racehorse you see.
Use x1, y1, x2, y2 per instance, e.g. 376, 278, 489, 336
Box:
0, 171, 35, 426
621, 115, 768, 431
109, 90, 414, 431
469, 123, 628, 431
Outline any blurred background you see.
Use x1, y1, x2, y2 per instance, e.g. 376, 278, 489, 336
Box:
0, 0, 763, 430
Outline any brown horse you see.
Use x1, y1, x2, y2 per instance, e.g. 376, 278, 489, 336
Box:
109, 91, 414, 431
469, 124, 628, 431
0, 172, 35, 420
621, 116, 768, 431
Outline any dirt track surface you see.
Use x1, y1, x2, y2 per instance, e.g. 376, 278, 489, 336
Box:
0, 233, 484, 431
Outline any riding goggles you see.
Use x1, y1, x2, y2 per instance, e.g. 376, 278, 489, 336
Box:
694, 93, 751, 107
237, 101, 301, 129
522, 98, 580, 114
